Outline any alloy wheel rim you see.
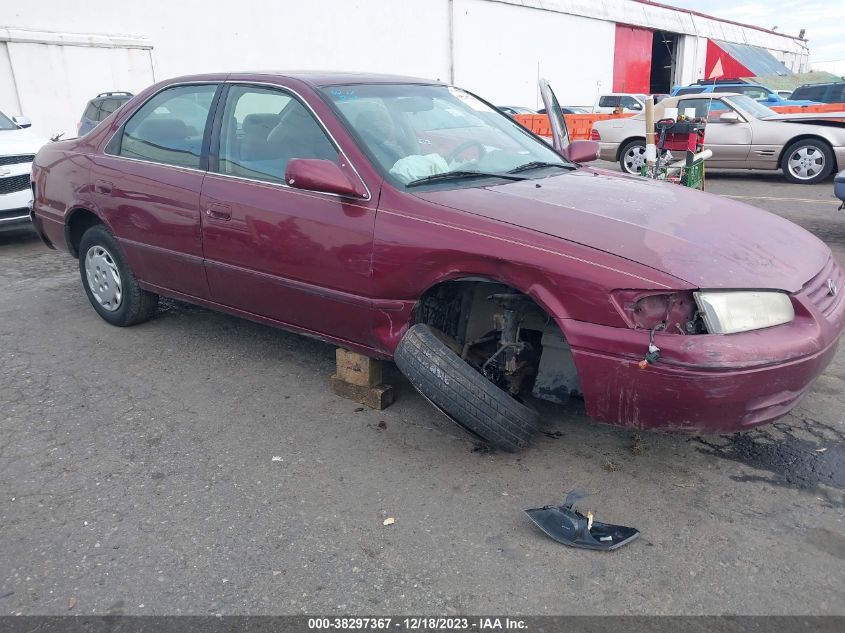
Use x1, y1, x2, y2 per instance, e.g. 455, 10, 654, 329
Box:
787, 146, 825, 180
624, 146, 646, 173
85, 245, 122, 311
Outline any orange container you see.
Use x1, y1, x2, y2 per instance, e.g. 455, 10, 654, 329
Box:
513, 112, 633, 140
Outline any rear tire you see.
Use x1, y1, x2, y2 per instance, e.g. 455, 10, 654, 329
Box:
619, 139, 647, 175
78, 224, 159, 326
781, 139, 833, 184
394, 324, 540, 452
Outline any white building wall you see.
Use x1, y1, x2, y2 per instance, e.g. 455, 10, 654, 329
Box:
0, 0, 811, 138
453, 0, 615, 107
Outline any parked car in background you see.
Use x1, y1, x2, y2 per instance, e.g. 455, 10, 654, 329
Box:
1, 110, 46, 233
592, 92, 845, 182
498, 105, 535, 116
30, 72, 845, 452
78, 91, 133, 136
789, 82, 845, 104
671, 80, 816, 106
592, 93, 646, 113
538, 106, 589, 114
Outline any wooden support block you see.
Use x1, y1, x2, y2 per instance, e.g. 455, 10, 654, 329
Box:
335, 348, 383, 387
330, 375, 394, 410
331, 348, 394, 410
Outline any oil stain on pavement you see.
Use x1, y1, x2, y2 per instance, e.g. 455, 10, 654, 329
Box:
694, 417, 845, 505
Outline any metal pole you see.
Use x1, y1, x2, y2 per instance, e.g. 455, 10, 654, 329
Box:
645, 97, 656, 174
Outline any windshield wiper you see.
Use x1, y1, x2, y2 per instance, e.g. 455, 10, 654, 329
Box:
507, 161, 573, 174
405, 170, 527, 187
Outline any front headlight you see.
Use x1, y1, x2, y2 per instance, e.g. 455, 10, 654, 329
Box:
693, 291, 794, 334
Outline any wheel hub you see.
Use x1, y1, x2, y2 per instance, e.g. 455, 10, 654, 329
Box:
85, 245, 123, 311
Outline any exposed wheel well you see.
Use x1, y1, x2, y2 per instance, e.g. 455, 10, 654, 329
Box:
778, 135, 837, 171
414, 278, 581, 403
616, 137, 645, 162
66, 208, 103, 258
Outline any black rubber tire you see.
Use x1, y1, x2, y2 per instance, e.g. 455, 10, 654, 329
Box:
618, 138, 646, 175
78, 224, 159, 326
781, 139, 834, 184
394, 324, 540, 452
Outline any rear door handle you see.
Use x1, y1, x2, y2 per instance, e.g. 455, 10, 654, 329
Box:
94, 179, 113, 195
205, 203, 231, 221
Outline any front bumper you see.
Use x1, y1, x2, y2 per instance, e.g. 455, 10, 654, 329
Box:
0, 187, 34, 234
562, 261, 845, 433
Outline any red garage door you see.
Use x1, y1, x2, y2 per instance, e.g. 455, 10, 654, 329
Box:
613, 25, 652, 93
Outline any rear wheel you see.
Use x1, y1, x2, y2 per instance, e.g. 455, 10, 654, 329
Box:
78, 224, 159, 326
781, 139, 833, 184
394, 324, 540, 452
619, 139, 647, 175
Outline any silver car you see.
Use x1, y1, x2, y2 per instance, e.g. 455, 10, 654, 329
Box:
592, 92, 845, 184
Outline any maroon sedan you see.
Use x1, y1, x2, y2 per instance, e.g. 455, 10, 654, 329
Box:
30, 72, 845, 451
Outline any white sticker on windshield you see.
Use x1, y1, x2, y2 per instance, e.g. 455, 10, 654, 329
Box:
448, 87, 494, 113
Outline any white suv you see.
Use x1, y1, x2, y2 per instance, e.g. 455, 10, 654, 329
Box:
1, 111, 46, 234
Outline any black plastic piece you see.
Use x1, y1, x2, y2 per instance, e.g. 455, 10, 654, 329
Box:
835, 169, 845, 210
524, 490, 639, 551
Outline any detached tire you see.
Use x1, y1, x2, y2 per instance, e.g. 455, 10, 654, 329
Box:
394, 324, 539, 452
78, 224, 159, 326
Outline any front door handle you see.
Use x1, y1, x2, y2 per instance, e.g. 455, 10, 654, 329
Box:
205, 203, 231, 221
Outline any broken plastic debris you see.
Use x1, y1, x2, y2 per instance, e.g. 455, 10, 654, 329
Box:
815, 447, 827, 453
383, 517, 395, 526
524, 490, 639, 551
271, 456, 283, 462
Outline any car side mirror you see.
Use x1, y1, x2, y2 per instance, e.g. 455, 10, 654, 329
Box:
719, 112, 741, 123
285, 158, 363, 198
563, 140, 600, 163
12, 115, 31, 128
631, 103, 643, 111
766, 94, 779, 102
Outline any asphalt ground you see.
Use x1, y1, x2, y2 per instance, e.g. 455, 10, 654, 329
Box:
1, 167, 844, 616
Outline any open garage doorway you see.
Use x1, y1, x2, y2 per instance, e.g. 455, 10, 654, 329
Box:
650, 30, 678, 94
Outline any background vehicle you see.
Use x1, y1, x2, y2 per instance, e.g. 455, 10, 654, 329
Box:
592, 92, 845, 183
592, 93, 645, 113
30, 72, 845, 451
77, 91, 133, 136
671, 80, 816, 106
498, 105, 535, 116
0, 110, 46, 233
789, 81, 845, 104
538, 106, 589, 115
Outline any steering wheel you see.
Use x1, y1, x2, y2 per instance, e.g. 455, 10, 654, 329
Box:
446, 140, 486, 164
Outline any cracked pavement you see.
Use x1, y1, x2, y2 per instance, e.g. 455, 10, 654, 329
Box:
1, 171, 844, 615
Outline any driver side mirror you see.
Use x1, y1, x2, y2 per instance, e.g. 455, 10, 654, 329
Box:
766, 94, 779, 102
563, 140, 599, 163
719, 112, 741, 123
12, 115, 31, 129
285, 158, 365, 198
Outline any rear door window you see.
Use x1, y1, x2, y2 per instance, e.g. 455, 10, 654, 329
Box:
83, 102, 99, 120
792, 85, 827, 101
114, 84, 218, 169
829, 84, 845, 103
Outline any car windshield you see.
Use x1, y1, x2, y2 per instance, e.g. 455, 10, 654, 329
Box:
322, 83, 570, 187
0, 111, 18, 131
725, 95, 777, 120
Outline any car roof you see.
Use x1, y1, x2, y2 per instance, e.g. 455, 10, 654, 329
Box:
223, 71, 444, 87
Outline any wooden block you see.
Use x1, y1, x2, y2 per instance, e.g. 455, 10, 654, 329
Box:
330, 375, 394, 410
335, 348, 383, 387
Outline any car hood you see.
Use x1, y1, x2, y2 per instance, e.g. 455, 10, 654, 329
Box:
0, 127, 48, 155
414, 168, 828, 292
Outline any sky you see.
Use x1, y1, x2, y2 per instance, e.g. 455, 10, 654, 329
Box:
658, 0, 845, 73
